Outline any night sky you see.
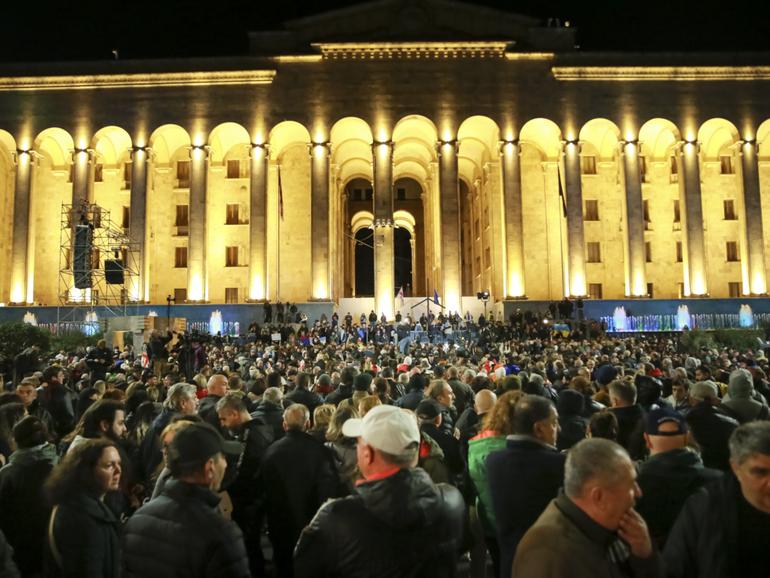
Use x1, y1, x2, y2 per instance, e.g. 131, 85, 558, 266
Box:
0, 0, 766, 63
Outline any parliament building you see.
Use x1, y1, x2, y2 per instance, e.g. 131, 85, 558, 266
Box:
1, 0, 770, 319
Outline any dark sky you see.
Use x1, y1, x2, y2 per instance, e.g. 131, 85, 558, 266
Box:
0, 0, 765, 62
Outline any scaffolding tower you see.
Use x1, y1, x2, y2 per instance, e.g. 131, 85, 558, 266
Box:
57, 200, 140, 331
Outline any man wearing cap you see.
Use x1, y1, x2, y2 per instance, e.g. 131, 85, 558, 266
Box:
635, 407, 722, 546
294, 404, 464, 577
122, 422, 250, 578
664, 421, 770, 577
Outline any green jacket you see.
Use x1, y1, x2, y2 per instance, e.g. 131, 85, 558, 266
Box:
467, 431, 506, 534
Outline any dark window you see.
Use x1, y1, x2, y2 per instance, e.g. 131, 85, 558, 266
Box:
587, 242, 601, 263
174, 247, 187, 268
726, 241, 739, 262
92, 248, 100, 269
643, 200, 651, 223
673, 200, 681, 223
581, 156, 597, 175
226, 204, 239, 225
646, 283, 654, 298
225, 288, 239, 304
123, 162, 132, 188
174, 288, 187, 303
723, 200, 737, 220
588, 283, 603, 299
645, 242, 652, 263
639, 156, 647, 181
226, 246, 239, 267
676, 241, 683, 263
720, 155, 734, 175
728, 282, 741, 297
584, 200, 599, 221
670, 155, 678, 175
94, 163, 104, 182
175, 205, 189, 227
397, 188, 406, 201
176, 160, 191, 187
226, 159, 241, 179
122, 206, 130, 228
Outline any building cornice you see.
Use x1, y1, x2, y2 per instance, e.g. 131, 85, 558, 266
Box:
552, 66, 770, 81
0, 69, 276, 91
312, 41, 511, 59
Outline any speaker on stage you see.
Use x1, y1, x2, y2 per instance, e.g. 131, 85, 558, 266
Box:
73, 224, 92, 289
105, 259, 125, 285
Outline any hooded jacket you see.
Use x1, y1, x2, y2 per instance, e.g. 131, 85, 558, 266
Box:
0, 443, 58, 575
635, 448, 722, 546
294, 467, 465, 578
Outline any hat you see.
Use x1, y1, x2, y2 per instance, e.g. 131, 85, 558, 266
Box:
167, 422, 242, 469
342, 405, 420, 455
728, 369, 754, 400
415, 399, 442, 420
645, 407, 688, 436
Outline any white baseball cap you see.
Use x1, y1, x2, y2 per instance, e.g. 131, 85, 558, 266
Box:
342, 405, 420, 455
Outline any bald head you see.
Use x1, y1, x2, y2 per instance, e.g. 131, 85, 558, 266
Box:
207, 374, 228, 397
283, 404, 310, 432
475, 389, 497, 415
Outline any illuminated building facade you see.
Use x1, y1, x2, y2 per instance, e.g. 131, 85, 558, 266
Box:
1, 0, 770, 318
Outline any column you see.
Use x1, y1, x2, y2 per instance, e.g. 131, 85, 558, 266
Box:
187, 145, 208, 301
501, 140, 525, 297
740, 139, 767, 294
129, 146, 149, 302
621, 140, 647, 296
372, 140, 394, 318
310, 142, 331, 300
249, 143, 268, 301
71, 148, 91, 208
9, 149, 33, 303
563, 141, 587, 296
679, 141, 707, 295
438, 139, 462, 312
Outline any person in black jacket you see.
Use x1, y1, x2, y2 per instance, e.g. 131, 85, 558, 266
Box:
0, 529, 19, 578
294, 404, 465, 578
487, 394, 566, 578
0, 416, 58, 576
260, 404, 337, 578
556, 388, 588, 451
197, 374, 229, 430
664, 421, 770, 578
45, 438, 122, 578
325, 366, 357, 406
395, 372, 427, 411
38, 366, 75, 440
217, 394, 274, 578
285, 372, 323, 417
686, 381, 740, 471
250, 387, 286, 441
635, 407, 722, 547
608, 380, 647, 460
122, 422, 249, 578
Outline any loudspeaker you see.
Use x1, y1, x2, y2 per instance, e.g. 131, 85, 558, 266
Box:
73, 224, 92, 289
105, 259, 125, 285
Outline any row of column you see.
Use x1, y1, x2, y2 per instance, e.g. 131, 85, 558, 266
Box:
499, 137, 768, 299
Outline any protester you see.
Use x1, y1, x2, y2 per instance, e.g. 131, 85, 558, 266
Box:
293, 404, 465, 577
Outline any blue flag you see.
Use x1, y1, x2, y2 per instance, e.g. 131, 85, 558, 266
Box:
433, 289, 439, 304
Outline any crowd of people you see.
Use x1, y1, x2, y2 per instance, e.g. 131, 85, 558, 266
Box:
0, 311, 769, 577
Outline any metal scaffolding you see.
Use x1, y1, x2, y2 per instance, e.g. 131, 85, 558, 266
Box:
56, 200, 141, 330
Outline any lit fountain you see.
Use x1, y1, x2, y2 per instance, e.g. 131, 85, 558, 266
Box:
209, 310, 223, 335
612, 306, 628, 332
22, 311, 38, 326
676, 305, 691, 330
739, 304, 754, 328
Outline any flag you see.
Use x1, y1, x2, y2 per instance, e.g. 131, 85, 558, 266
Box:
433, 289, 440, 305
278, 164, 284, 221
397, 286, 405, 307
557, 165, 567, 218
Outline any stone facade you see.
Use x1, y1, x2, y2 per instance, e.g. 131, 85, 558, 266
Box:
1, 1, 770, 313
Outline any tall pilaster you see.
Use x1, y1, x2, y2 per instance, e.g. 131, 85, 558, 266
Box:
679, 141, 707, 295
621, 140, 647, 296
373, 140, 394, 318
129, 146, 149, 302
9, 150, 33, 304
437, 139, 462, 312
187, 145, 208, 301
71, 148, 91, 208
563, 141, 587, 296
739, 139, 767, 294
249, 143, 268, 301
310, 142, 331, 300
501, 140, 525, 297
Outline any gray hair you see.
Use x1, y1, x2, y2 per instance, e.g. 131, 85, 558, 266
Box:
164, 383, 196, 411
564, 438, 631, 499
380, 442, 420, 468
729, 421, 770, 465
263, 387, 283, 404
690, 381, 719, 402
283, 404, 310, 431
215, 392, 248, 414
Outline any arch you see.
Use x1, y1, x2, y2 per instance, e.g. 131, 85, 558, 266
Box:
757, 119, 770, 158
698, 118, 740, 160
91, 126, 132, 166
33, 128, 74, 168
0, 130, 16, 164
639, 118, 681, 160
148, 124, 191, 165
520, 118, 562, 161
393, 209, 416, 235
338, 158, 373, 184
330, 117, 373, 147
393, 160, 429, 183
393, 115, 439, 148
208, 122, 250, 164
458, 157, 480, 184
268, 121, 311, 161
578, 118, 621, 160
458, 115, 500, 165
350, 210, 374, 234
